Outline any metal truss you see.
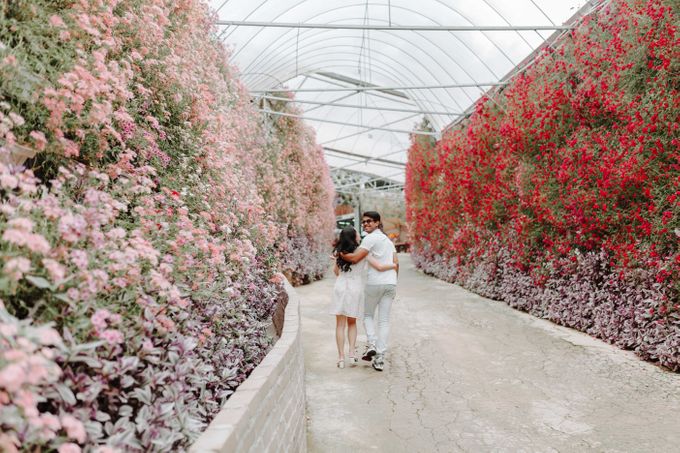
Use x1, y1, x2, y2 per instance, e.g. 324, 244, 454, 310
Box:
252, 81, 505, 94
216, 20, 573, 32
331, 168, 404, 194
257, 95, 461, 116
258, 108, 438, 136
324, 147, 405, 170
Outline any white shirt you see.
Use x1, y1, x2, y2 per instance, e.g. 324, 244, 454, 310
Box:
359, 229, 397, 285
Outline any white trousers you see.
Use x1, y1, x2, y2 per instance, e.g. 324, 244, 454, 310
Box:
363, 284, 396, 354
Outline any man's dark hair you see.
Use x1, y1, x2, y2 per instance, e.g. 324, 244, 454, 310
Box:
362, 211, 381, 222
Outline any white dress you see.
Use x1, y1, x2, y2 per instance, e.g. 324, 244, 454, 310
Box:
330, 259, 367, 318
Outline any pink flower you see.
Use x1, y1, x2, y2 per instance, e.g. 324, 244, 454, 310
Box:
36, 327, 61, 346
112, 277, 127, 288
0, 363, 26, 392
40, 347, 55, 360
48, 15, 65, 28
90, 309, 110, 330
42, 259, 66, 283
0, 174, 18, 189
40, 413, 61, 431
0, 323, 18, 337
14, 390, 37, 417
149, 270, 170, 290
156, 315, 175, 331
3, 349, 26, 361
0, 432, 19, 453
2, 229, 32, 247
7, 112, 24, 127
88, 102, 112, 125
66, 288, 80, 302
108, 313, 121, 324
99, 329, 123, 345
58, 138, 79, 158
106, 228, 126, 240
26, 234, 51, 255
4, 257, 31, 282
0, 204, 16, 216
58, 443, 81, 453
29, 131, 48, 151
7, 218, 33, 232
142, 338, 153, 350
3, 229, 50, 255
59, 214, 87, 243
60, 415, 86, 443
25, 354, 57, 385
70, 250, 88, 270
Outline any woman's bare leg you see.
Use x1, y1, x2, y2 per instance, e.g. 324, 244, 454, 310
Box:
347, 317, 357, 358
335, 315, 347, 360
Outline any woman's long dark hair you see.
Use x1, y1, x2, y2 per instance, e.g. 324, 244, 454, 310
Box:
334, 227, 359, 273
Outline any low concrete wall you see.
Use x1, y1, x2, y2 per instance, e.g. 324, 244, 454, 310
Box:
191, 280, 306, 453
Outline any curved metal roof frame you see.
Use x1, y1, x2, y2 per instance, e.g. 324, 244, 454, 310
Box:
257, 64, 435, 149
241, 22, 507, 110
224, 1, 538, 67
231, 13, 522, 111
249, 44, 469, 114
236, 8, 510, 84
210, 0, 598, 184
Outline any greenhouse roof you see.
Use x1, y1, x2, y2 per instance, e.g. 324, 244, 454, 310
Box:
210, 0, 605, 187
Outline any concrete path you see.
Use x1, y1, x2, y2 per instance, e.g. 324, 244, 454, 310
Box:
296, 254, 680, 453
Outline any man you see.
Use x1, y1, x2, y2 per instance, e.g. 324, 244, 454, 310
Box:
341, 211, 398, 371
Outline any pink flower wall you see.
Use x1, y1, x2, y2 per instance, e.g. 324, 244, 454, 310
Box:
406, 0, 679, 370
257, 95, 336, 285
0, 0, 333, 451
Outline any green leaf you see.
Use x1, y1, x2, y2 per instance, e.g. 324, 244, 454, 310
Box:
55, 383, 77, 405
0, 277, 11, 293
25, 275, 52, 290
72, 340, 106, 353
54, 293, 73, 304
69, 354, 102, 368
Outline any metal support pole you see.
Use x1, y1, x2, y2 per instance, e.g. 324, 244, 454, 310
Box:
256, 95, 461, 116
333, 172, 404, 191
306, 74, 416, 106
330, 148, 410, 173
258, 109, 438, 136
324, 147, 406, 168
320, 113, 423, 145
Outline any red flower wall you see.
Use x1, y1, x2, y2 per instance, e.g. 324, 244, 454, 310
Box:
406, 0, 680, 369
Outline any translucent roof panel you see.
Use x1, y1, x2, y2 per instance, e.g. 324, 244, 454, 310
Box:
210, 0, 599, 183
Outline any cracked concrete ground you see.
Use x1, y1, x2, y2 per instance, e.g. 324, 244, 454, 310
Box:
296, 254, 680, 453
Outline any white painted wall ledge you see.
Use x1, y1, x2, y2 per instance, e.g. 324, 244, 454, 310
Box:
191, 279, 306, 453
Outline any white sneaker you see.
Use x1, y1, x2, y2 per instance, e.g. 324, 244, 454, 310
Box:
372, 354, 385, 371
362, 344, 377, 361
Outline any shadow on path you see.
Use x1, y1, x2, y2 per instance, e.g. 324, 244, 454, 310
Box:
295, 254, 680, 453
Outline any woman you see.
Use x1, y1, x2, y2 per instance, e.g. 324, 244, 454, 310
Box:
331, 226, 396, 368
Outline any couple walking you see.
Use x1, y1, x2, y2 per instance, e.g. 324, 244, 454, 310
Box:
330, 211, 398, 372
